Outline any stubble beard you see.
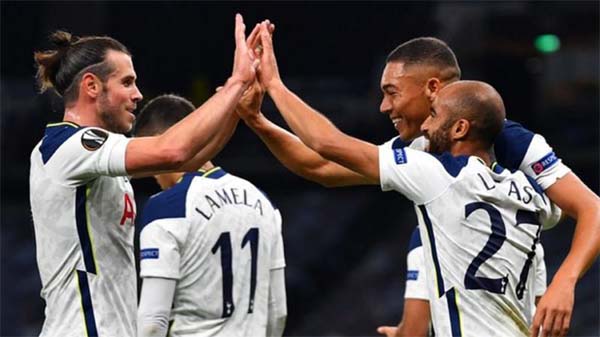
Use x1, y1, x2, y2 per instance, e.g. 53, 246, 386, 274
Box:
427, 119, 455, 155
98, 90, 130, 134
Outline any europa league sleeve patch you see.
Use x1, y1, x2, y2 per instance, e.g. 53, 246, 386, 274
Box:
81, 128, 109, 151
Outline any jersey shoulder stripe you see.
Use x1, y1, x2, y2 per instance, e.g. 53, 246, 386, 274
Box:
140, 168, 228, 227
201, 166, 227, 179
408, 227, 422, 252
76, 184, 98, 274
494, 120, 534, 171
141, 172, 198, 227
39, 122, 80, 164
76, 270, 99, 337
446, 288, 464, 337
418, 205, 445, 297
431, 152, 470, 178
391, 136, 411, 149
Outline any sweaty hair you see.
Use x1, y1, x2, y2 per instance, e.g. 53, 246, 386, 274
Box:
133, 94, 196, 137
34, 30, 130, 103
443, 81, 506, 148
386, 37, 461, 82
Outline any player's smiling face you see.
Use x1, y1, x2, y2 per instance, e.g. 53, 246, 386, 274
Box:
97, 50, 143, 134
379, 62, 431, 142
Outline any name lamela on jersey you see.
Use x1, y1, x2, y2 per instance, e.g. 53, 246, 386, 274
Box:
194, 187, 265, 220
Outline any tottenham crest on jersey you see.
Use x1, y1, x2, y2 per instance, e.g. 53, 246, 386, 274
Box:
81, 129, 108, 151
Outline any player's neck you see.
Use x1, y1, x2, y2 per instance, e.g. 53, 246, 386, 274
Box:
200, 161, 215, 172
155, 172, 185, 190
154, 162, 215, 190
63, 101, 103, 128
451, 142, 493, 166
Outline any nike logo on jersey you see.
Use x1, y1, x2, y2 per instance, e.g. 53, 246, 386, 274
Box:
81, 129, 108, 151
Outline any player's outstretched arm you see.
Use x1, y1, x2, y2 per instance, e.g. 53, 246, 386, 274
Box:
531, 173, 600, 337
237, 80, 372, 187
166, 24, 267, 174
126, 14, 258, 176
256, 23, 379, 184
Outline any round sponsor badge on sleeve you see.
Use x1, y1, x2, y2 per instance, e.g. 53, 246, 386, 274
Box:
81, 129, 109, 151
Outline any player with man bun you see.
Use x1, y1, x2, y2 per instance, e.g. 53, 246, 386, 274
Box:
30, 15, 259, 337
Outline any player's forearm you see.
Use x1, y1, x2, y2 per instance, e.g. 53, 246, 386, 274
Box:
397, 321, 429, 337
126, 78, 246, 174
246, 112, 372, 187
552, 206, 600, 284
266, 81, 380, 182
177, 112, 241, 172
397, 300, 431, 337
245, 112, 338, 185
545, 174, 600, 283
267, 81, 342, 154
160, 78, 246, 162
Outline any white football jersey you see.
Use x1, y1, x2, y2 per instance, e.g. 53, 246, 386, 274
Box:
389, 119, 571, 191
30, 122, 137, 337
404, 228, 429, 301
405, 227, 547, 301
379, 144, 562, 337
139, 167, 285, 337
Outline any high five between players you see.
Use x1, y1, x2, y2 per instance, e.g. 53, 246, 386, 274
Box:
238, 21, 600, 337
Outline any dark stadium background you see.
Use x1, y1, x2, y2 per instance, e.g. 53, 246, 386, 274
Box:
1, 2, 598, 336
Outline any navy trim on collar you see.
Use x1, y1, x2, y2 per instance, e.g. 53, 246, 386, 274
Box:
39, 123, 81, 164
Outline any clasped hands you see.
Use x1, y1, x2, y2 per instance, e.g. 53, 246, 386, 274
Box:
230, 14, 281, 121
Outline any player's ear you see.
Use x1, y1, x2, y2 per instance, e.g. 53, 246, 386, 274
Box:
81, 73, 102, 99
425, 78, 442, 101
452, 118, 470, 141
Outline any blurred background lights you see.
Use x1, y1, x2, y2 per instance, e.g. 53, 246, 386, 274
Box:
535, 34, 561, 53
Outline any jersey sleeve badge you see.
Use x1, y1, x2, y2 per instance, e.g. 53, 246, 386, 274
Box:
81, 129, 109, 151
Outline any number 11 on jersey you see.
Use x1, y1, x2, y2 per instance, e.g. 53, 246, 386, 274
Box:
211, 228, 259, 318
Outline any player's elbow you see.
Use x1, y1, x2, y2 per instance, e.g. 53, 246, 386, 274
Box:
308, 135, 338, 160
317, 176, 345, 188
302, 164, 344, 188
139, 323, 165, 337
573, 195, 600, 223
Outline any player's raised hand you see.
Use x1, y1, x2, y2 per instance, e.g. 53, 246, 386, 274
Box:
376, 325, 399, 337
231, 14, 259, 87
256, 20, 282, 91
236, 80, 265, 121
530, 280, 574, 337
247, 21, 275, 58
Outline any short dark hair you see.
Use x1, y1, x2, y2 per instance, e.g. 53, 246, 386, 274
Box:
386, 37, 461, 82
133, 94, 196, 137
34, 30, 130, 103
